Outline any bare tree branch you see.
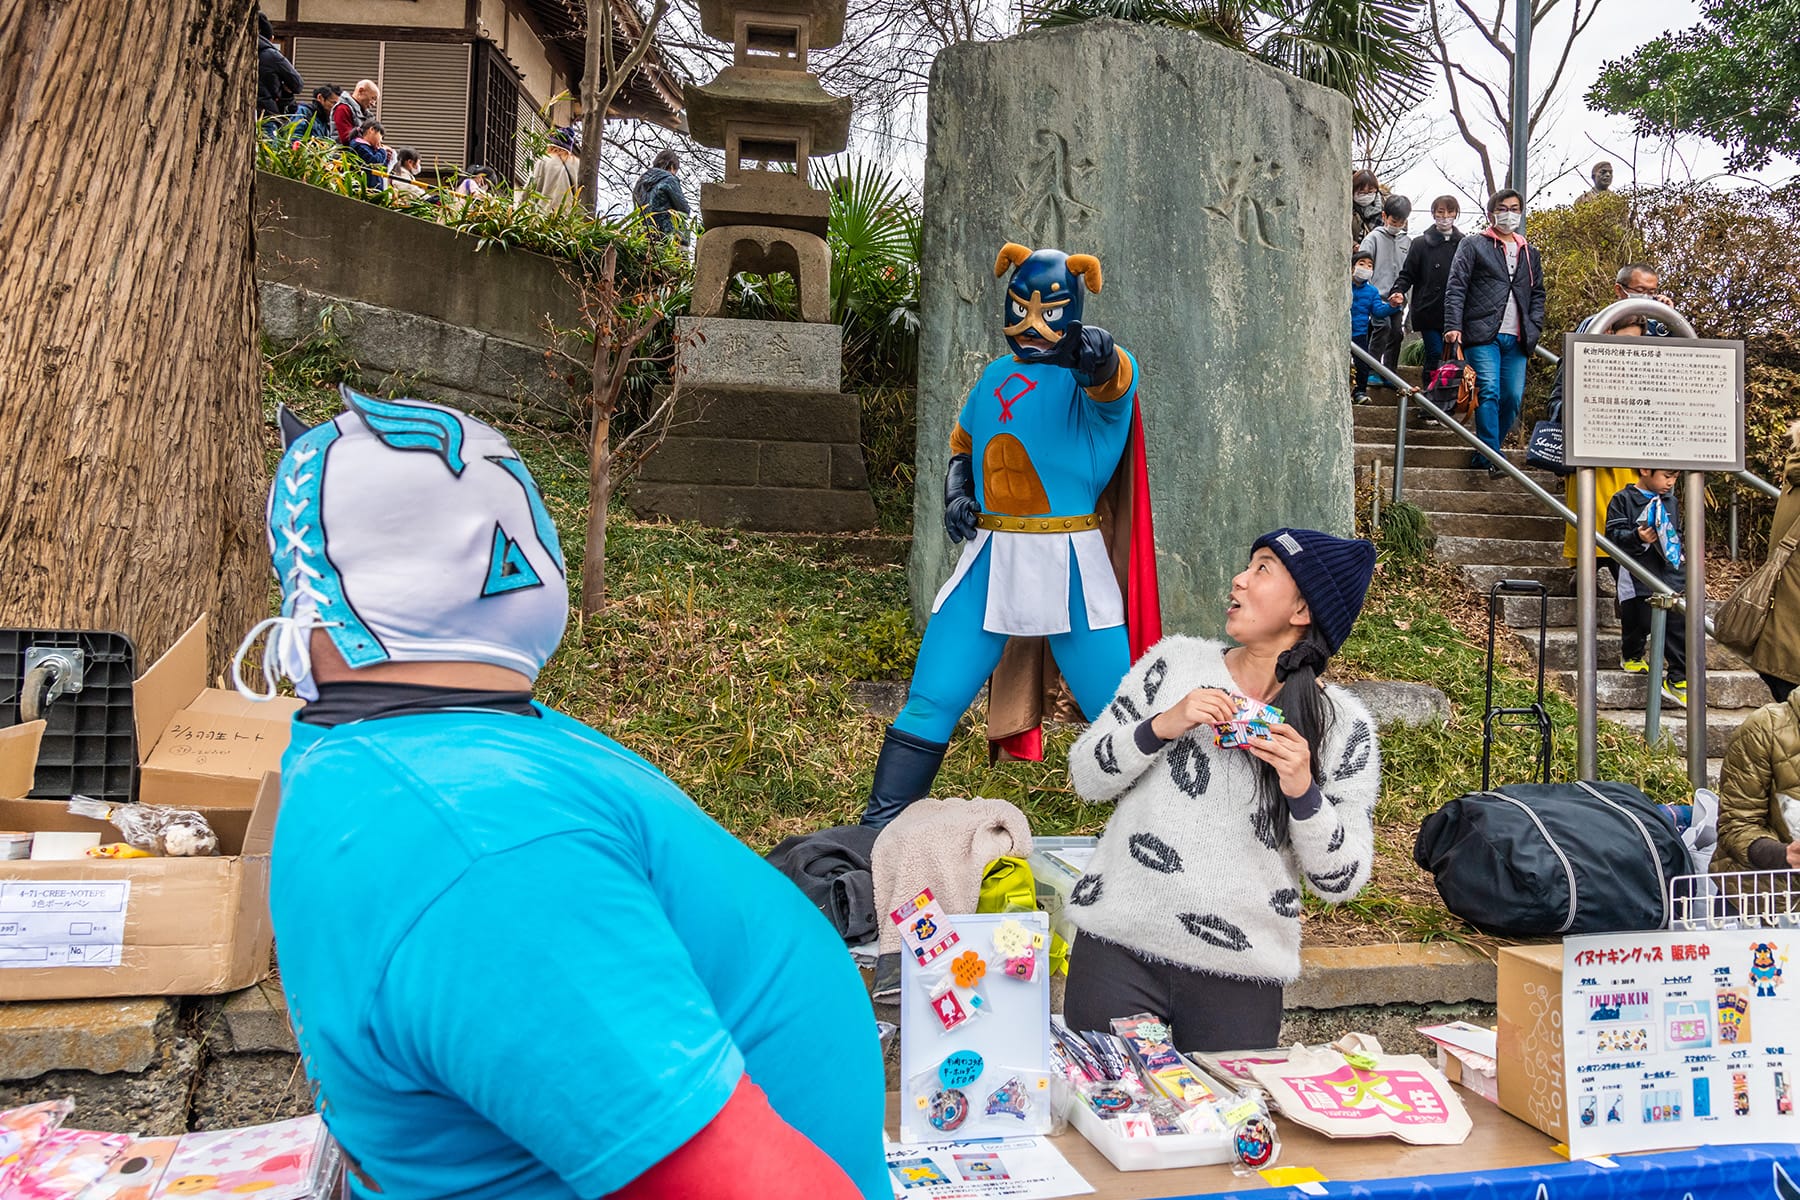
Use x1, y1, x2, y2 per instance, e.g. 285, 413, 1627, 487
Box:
1430, 0, 1608, 196
1454, 0, 1512, 64
1431, 1, 1498, 194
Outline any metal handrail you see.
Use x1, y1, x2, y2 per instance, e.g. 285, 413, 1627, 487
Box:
1356, 340, 1708, 778
1371, 309, 1780, 784
1354, 342, 1702, 626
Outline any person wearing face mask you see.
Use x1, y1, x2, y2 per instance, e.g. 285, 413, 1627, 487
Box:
1349, 249, 1397, 404
1357, 195, 1412, 389
1350, 170, 1386, 246
237, 389, 889, 1200
1389, 196, 1464, 394
1442, 189, 1545, 476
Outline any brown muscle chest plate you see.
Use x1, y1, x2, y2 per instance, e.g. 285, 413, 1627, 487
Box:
981, 434, 1052, 515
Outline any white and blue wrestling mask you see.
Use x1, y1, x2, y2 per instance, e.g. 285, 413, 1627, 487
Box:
233, 385, 570, 702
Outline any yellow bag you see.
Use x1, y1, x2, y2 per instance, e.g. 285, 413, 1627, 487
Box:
978, 856, 1070, 975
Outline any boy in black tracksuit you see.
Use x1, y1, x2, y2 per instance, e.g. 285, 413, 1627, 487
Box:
1605, 468, 1688, 705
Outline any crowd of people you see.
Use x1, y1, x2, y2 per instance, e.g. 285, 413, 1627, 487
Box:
254, 11, 689, 226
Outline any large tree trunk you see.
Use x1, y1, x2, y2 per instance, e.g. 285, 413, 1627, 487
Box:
0, 0, 266, 669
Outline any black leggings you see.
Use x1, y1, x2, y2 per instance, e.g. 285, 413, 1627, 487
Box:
1061, 931, 1283, 1052
1759, 672, 1796, 703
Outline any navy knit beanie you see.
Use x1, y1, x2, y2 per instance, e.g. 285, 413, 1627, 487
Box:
1250, 529, 1377, 654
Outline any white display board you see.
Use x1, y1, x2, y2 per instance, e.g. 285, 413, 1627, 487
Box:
898, 910, 1053, 1143
1563, 929, 1798, 1158
1562, 333, 1745, 471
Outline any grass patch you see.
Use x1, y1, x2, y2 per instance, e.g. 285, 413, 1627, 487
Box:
264, 337, 1694, 946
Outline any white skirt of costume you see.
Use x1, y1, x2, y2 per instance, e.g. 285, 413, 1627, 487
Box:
932, 528, 1124, 637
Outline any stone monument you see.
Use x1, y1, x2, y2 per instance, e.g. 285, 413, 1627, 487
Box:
910, 19, 1354, 635
631, 0, 876, 531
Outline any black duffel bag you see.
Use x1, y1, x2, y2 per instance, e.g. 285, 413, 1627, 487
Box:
1413, 781, 1689, 937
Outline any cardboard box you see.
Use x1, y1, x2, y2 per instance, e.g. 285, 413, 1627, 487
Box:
1496, 943, 1567, 1140
1419, 1021, 1499, 1105
0, 616, 299, 1001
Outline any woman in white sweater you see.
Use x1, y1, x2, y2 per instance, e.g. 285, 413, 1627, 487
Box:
1062, 529, 1382, 1050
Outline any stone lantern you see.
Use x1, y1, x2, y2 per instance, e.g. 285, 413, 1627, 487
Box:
684, 0, 851, 323
629, 0, 875, 533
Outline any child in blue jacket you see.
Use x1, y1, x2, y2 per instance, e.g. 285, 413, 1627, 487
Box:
1351, 248, 1397, 403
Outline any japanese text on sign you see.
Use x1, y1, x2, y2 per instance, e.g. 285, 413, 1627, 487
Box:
1564, 335, 1745, 471
0, 881, 130, 968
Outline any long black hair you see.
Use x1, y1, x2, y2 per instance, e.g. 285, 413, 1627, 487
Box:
1252, 623, 1337, 849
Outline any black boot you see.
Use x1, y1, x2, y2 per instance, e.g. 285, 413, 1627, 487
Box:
860, 726, 949, 829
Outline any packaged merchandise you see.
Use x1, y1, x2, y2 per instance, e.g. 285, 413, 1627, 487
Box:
898, 912, 1054, 1142
1213, 696, 1282, 749
65, 798, 218, 858
1052, 1019, 1272, 1172
0, 1101, 73, 1195
4, 1128, 132, 1200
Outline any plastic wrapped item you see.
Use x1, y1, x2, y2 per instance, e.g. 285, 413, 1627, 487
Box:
66, 797, 218, 857
9, 1127, 134, 1200
1213, 695, 1283, 749
1111, 1014, 1222, 1107
1056, 1018, 1279, 1172
906, 1057, 1053, 1140
1231, 1114, 1281, 1173
0, 1099, 75, 1194
925, 973, 987, 1033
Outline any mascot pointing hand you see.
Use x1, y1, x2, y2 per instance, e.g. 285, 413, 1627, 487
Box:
861, 244, 1162, 827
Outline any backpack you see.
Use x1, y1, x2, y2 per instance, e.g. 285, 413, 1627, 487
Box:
1412, 781, 1688, 937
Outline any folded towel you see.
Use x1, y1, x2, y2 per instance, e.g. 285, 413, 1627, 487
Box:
872, 796, 1032, 960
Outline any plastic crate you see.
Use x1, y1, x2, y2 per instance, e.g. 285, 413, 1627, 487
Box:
1028, 836, 1098, 957
0, 629, 137, 803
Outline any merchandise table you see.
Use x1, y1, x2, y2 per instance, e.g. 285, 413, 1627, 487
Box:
885, 1087, 1800, 1198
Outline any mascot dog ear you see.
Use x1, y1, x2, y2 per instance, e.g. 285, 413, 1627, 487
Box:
1065, 253, 1103, 294
993, 243, 1032, 277
277, 404, 317, 450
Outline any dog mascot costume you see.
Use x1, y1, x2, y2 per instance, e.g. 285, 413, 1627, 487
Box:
862, 243, 1162, 827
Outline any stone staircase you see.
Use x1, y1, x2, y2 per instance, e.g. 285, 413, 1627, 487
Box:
1354, 379, 1771, 783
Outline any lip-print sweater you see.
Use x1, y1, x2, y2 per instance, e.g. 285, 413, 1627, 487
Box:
1065, 636, 1381, 985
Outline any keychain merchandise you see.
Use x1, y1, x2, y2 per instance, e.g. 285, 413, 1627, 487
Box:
898, 912, 1054, 1142
1212, 696, 1282, 749
1232, 1115, 1281, 1172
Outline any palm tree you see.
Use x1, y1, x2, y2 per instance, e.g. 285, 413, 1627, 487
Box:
1024, 0, 1431, 138
817, 158, 922, 387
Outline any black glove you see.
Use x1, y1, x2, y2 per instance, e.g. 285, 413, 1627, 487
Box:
1048, 322, 1121, 388
944, 453, 980, 544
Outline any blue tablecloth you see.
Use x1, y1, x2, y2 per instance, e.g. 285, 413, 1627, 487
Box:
1167, 1142, 1800, 1199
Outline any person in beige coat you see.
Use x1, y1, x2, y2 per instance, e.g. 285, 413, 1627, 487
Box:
1710, 692, 1800, 931
1749, 421, 1800, 702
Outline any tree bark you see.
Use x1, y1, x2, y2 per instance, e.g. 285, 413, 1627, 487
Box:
0, 0, 266, 669
581, 403, 613, 621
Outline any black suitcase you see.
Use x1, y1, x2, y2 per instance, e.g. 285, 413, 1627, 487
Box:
1413, 780, 1690, 936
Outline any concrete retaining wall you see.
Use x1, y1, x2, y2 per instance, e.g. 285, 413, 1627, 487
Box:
255, 173, 583, 423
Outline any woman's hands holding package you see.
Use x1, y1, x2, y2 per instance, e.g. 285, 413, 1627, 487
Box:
1241, 724, 1315, 799
1150, 688, 1238, 741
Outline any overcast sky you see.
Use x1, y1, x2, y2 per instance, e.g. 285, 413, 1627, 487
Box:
826, 0, 1798, 222
1387, 0, 1800, 219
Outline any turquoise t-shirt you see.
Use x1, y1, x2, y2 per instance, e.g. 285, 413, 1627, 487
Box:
270, 706, 887, 1199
